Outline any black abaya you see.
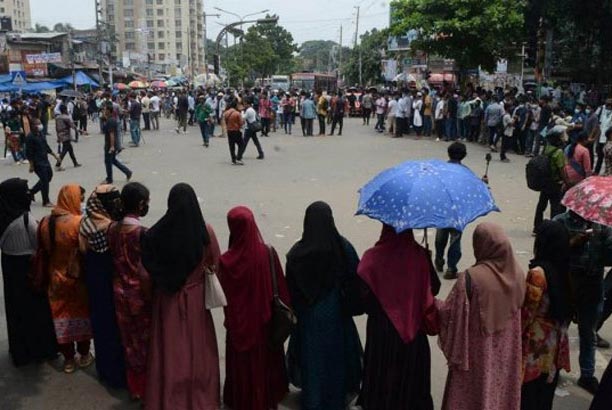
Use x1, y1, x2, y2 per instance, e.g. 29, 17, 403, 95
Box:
1, 253, 57, 366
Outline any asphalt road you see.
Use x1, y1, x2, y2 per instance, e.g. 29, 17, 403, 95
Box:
0, 115, 609, 410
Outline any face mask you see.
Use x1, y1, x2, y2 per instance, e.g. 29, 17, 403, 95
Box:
574, 109, 580, 114
37, 124, 43, 131
585, 109, 591, 115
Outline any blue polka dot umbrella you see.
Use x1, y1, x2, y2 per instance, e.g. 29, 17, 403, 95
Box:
357, 159, 500, 233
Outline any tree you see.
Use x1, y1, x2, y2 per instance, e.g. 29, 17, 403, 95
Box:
52, 23, 74, 33
246, 15, 298, 76
390, 0, 525, 72
344, 29, 389, 86
33, 23, 50, 33
296, 40, 350, 73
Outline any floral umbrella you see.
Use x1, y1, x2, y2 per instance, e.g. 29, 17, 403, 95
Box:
150, 80, 167, 88
128, 80, 148, 89
113, 83, 130, 91
562, 176, 612, 227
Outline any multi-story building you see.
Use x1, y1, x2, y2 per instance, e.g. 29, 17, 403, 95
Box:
101, 0, 204, 75
0, 0, 32, 32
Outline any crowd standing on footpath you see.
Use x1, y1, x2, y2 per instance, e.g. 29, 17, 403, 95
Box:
0, 79, 611, 410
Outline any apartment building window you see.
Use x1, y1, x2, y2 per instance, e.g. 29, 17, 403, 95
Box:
157, 19, 164, 27
124, 9, 133, 17
148, 42, 155, 50
125, 32, 135, 40
158, 42, 165, 49
146, 9, 153, 17
145, 0, 153, 4
107, 4, 114, 13
174, 7, 181, 16
157, 9, 163, 16
175, 31, 182, 38
175, 19, 181, 27
157, 31, 164, 38
176, 42, 182, 50
147, 20, 154, 28
125, 0, 133, 4
126, 42, 135, 50
0, 7, 4, 12
156, 0, 163, 4
158, 53, 165, 60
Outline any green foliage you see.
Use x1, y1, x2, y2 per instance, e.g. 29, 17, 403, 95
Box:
221, 15, 297, 85
33, 23, 50, 33
52, 23, 74, 33
297, 40, 348, 73
344, 29, 389, 86
390, 0, 525, 71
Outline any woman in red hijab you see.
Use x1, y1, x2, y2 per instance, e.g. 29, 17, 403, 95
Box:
219, 206, 290, 410
357, 224, 440, 410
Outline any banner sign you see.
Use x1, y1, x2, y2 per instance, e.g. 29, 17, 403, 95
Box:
25, 52, 62, 64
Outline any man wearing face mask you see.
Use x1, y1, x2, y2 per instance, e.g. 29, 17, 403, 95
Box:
594, 98, 612, 174
25, 118, 60, 207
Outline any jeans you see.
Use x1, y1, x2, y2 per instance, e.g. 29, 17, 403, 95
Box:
362, 108, 371, 125
500, 134, 511, 160
199, 121, 210, 145
283, 113, 292, 134
104, 152, 131, 183
445, 117, 457, 140
375, 114, 385, 131
238, 128, 263, 159
423, 115, 432, 136
458, 118, 468, 139
300, 117, 307, 136
574, 281, 604, 378
533, 185, 565, 232
525, 130, 536, 155
304, 118, 314, 136
488, 125, 501, 146
151, 111, 160, 130
331, 114, 344, 135
31, 163, 53, 204
227, 130, 243, 163
435, 229, 462, 273
435, 119, 445, 139
469, 121, 480, 141
58, 140, 78, 166
317, 114, 326, 135
534, 128, 545, 155
261, 117, 271, 136
129, 119, 141, 145
142, 112, 150, 130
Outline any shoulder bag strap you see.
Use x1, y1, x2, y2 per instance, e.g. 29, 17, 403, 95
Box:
267, 245, 279, 298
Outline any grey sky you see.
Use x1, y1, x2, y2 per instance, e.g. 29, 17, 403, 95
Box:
30, 0, 391, 46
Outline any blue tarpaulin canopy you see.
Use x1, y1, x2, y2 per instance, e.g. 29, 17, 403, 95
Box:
57, 71, 99, 87
21, 82, 63, 92
0, 74, 14, 84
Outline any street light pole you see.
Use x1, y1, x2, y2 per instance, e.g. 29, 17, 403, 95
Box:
203, 13, 220, 81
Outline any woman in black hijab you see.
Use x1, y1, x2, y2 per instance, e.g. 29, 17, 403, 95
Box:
286, 201, 363, 410
521, 220, 573, 410
141, 183, 211, 293
0, 178, 57, 366
141, 183, 222, 410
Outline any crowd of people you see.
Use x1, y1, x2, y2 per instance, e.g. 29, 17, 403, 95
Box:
0, 171, 610, 410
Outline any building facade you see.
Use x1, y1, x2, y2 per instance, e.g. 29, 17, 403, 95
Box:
101, 0, 204, 75
0, 0, 32, 32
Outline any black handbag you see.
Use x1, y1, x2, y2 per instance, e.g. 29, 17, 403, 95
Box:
267, 245, 297, 349
248, 119, 263, 133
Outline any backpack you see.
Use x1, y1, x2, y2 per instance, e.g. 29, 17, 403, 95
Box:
72, 102, 81, 120
526, 148, 557, 192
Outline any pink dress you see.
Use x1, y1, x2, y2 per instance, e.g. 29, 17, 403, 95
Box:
564, 143, 592, 186
144, 225, 221, 410
437, 272, 522, 410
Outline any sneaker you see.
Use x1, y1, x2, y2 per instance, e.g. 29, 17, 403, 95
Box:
596, 333, 610, 349
78, 352, 94, 368
74, 163, 82, 168
126, 172, 133, 181
256, 155, 264, 160
443, 270, 458, 280
63, 359, 77, 374
55, 166, 66, 171
500, 158, 510, 163
436, 138, 440, 141
175, 128, 180, 134
434, 260, 444, 272
232, 160, 244, 166
43, 202, 55, 208
577, 376, 599, 395
489, 145, 498, 152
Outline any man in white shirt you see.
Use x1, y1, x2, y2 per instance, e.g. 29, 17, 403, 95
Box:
594, 98, 612, 174
395, 92, 408, 137
149, 92, 161, 131
237, 97, 264, 161
387, 94, 399, 135
187, 93, 196, 125
141, 91, 151, 131
434, 95, 446, 141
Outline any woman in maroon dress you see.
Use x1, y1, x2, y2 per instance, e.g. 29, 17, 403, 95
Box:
107, 182, 151, 400
142, 183, 220, 410
219, 206, 290, 410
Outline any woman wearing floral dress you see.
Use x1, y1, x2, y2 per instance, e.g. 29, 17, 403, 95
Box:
521, 220, 572, 410
602, 128, 612, 176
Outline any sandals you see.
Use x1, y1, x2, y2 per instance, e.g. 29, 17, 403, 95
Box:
63, 359, 77, 374
78, 352, 95, 368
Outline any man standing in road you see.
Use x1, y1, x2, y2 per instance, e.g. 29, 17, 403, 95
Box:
141, 91, 151, 131
224, 99, 245, 165
329, 91, 347, 136
149, 92, 160, 131
25, 118, 59, 207
102, 104, 132, 184
238, 97, 264, 161
54, 104, 81, 171
128, 93, 142, 147
176, 91, 189, 134
316, 92, 328, 136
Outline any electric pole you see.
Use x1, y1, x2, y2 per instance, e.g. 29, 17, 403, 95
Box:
95, 0, 104, 87
203, 13, 220, 81
338, 25, 342, 78
354, 6, 362, 85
